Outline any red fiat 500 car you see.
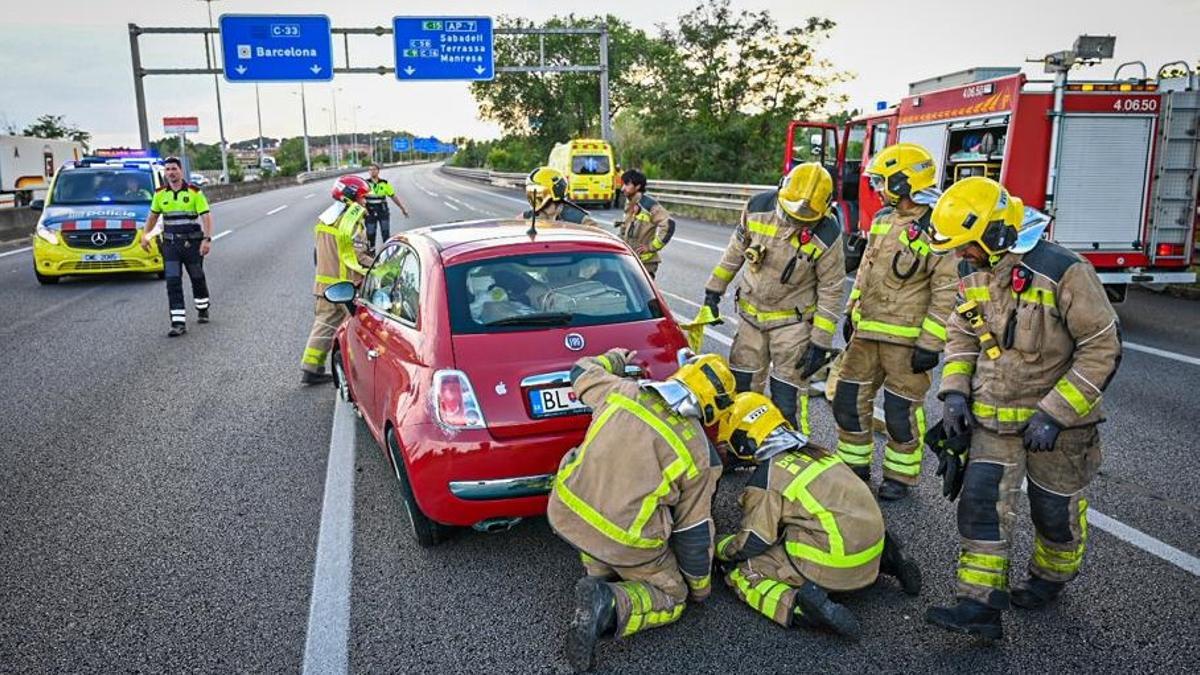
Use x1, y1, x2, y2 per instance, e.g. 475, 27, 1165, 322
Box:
327, 219, 691, 546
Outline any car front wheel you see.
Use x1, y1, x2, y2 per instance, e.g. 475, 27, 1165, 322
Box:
387, 428, 448, 548
35, 269, 59, 285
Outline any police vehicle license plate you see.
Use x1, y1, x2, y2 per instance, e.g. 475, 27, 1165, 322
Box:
82, 253, 121, 262
529, 386, 589, 417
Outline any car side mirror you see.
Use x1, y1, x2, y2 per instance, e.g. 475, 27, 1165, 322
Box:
323, 281, 357, 307
29, 199, 44, 211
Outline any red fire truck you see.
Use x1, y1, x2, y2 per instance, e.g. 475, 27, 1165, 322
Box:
786, 37, 1199, 300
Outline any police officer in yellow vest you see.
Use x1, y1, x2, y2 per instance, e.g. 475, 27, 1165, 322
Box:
548, 350, 734, 672
364, 163, 409, 253
715, 392, 921, 640
300, 175, 375, 385
923, 177, 1122, 640
703, 162, 845, 435
834, 143, 960, 501
140, 156, 214, 337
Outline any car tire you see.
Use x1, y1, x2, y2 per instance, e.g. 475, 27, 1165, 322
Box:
387, 428, 448, 548
331, 347, 353, 404
156, 270, 166, 280
35, 270, 59, 285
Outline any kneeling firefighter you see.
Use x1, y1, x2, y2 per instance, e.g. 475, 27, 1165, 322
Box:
714, 393, 921, 640
547, 350, 734, 672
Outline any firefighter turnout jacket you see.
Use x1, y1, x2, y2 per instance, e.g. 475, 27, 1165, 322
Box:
849, 204, 959, 352
313, 201, 375, 295
619, 191, 675, 266
939, 240, 1122, 433
716, 448, 885, 591
521, 201, 602, 229
706, 190, 845, 349
547, 353, 722, 596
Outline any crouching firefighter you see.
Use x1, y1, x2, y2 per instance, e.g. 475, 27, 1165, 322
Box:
923, 177, 1122, 640
702, 162, 845, 435
547, 350, 734, 672
714, 392, 922, 640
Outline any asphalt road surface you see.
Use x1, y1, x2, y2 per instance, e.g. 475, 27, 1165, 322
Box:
1, 163, 1197, 673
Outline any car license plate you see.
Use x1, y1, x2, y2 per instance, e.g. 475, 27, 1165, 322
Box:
529, 386, 589, 418
82, 253, 121, 262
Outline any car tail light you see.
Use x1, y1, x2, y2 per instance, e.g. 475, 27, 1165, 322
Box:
1156, 243, 1185, 257
433, 369, 486, 430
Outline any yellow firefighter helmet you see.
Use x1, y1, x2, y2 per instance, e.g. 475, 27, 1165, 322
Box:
525, 166, 569, 212
668, 353, 736, 426
865, 143, 937, 205
777, 162, 833, 222
929, 176, 1023, 256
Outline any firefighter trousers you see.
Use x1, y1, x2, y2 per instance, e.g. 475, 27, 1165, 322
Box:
954, 426, 1101, 609
729, 320, 811, 436
163, 237, 209, 326
580, 550, 690, 638
833, 338, 930, 485
302, 296, 349, 374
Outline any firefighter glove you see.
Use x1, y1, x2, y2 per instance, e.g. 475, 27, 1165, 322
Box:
911, 346, 941, 374
703, 291, 722, 320
798, 344, 831, 380
942, 392, 973, 438
926, 421, 969, 502
1023, 411, 1061, 452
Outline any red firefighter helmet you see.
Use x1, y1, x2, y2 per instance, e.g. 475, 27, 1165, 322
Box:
332, 175, 370, 204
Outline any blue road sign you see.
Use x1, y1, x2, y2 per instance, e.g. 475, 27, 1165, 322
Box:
392, 137, 410, 152
219, 14, 334, 83
393, 17, 494, 81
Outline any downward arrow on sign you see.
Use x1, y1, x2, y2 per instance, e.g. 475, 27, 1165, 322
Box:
310, 64, 322, 74
474, 65, 485, 75
235, 65, 247, 75
404, 66, 416, 75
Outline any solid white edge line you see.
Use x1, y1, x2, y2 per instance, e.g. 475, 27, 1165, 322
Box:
1085, 508, 1200, 576
0, 245, 32, 258
1124, 341, 1200, 367
212, 230, 233, 241
305, 193, 317, 199
266, 205, 289, 216
301, 396, 357, 675
442, 201, 460, 211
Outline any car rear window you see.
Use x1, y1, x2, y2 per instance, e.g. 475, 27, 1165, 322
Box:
571, 155, 610, 175
51, 169, 154, 205
445, 251, 663, 334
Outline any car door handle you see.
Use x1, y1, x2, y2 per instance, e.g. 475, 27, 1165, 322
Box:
367, 349, 380, 360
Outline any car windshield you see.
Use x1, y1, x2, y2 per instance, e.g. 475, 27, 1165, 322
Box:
445, 251, 662, 334
51, 169, 154, 205
571, 155, 610, 175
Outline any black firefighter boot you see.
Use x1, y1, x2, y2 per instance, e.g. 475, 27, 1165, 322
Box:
1011, 576, 1065, 610
878, 531, 922, 596
851, 465, 871, 483
925, 598, 1003, 641
300, 369, 334, 386
792, 581, 861, 641
566, 576, 617, 672
878, 478, 910, 501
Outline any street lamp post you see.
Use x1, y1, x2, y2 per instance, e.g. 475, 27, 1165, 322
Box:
199, 0, 230, 183
290, 86, 313, 172
351, 105, 362, 167
254, 83, 264, 167
330, 87, 341, 167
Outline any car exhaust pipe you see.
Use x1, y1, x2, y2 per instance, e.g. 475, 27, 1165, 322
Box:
472, 517, 522, 533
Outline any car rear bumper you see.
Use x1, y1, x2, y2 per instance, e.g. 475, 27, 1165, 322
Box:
399, 422, 583, 527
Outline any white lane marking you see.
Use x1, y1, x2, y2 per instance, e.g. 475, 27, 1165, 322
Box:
1086, 508, 1200, 577
659, 290, 740, 328
305, 193, 317, 200
674, 236, 726, 253
413, 181, 439, 198
301, 396, 357, 675
444, 194, 483, 213
442, 201, 460, 211
428, 172, 526, 205
0, 245, 32, 259
212, 229, 233, 241
1124, 341, 1200, 367
266, 204, 289, 216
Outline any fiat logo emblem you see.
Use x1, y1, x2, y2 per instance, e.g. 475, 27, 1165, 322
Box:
564, 333, 585, 351
90, 231, 108, 246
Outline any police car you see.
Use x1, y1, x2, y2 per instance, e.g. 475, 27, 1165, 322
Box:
30, 154, 166, 284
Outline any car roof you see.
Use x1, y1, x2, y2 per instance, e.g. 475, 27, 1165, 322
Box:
411, 218, 627, 264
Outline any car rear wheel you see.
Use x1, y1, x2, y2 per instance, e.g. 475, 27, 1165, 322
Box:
34, 269, 59, 285
331, 347, 353, 404
386, 428, 449, 548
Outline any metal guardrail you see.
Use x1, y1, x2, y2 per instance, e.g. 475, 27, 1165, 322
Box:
438, 165, 771, 213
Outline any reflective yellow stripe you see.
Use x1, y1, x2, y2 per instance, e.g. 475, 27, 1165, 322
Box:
971, 401, 1036, 423
943, 361, 974, 378
848, 287, 861, 301
639, 251, 656, 261
738, 298, 797, 322
960, 552, 1009, 572
915, 405, 927, 444
1055, 379, 1096, 417
799, 393, 810, 438
712, 266, 734, 282
1014, 287, 1057, 308
855, 318, 922, 339
813, 315, 836, 334
963, 286, 990, 303
1033, 499, 1088, 574
687, 574, 711, 591
783, 456, 885, 568
799, 241, 823, 259
651, 237, 665, 250
836, 441, 874, 466
957, 568, 1008, 590
595, 355, 614, 373
870, 222, 892, 236
302, 347, 326, 366
747, 219, 778, 237
883, 446, 922, 476
921, 317, 947, 341
315, 274, 342, 286
717, 534, 736, 560
758, 579, 790, 619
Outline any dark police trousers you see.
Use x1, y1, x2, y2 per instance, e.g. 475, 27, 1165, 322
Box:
163, 230, 210, 326
364, 206, 389, 250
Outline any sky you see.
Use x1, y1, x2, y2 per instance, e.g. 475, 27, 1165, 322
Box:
1, 0, 1197, 149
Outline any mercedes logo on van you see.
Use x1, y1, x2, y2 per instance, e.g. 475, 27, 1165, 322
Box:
564, 333, 585, 351
90, 232, 108, 246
